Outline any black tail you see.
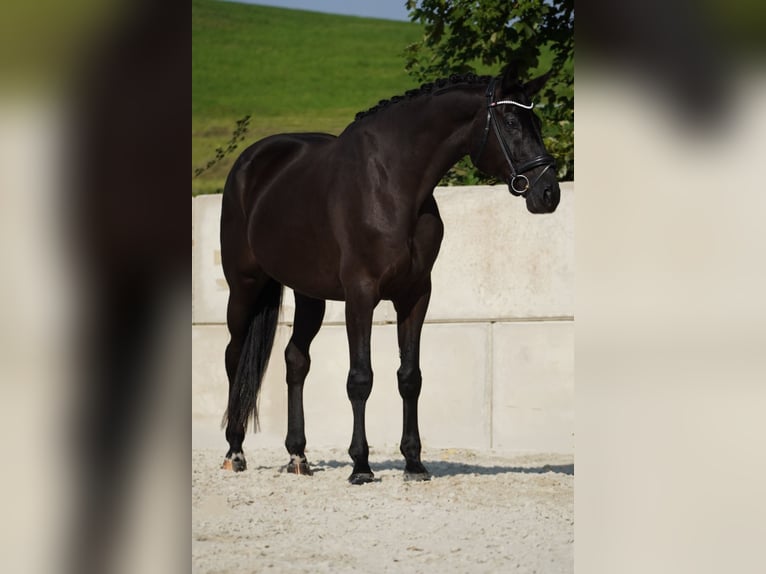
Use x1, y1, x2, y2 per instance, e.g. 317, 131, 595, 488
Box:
224, 278, 283, 433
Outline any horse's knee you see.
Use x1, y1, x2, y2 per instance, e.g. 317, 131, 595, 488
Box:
397, 365, 422, 399
346, 367, 373, 401
285, 341, 310, 384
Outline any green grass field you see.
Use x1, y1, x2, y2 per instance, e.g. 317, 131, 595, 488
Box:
192, 0, 427, 195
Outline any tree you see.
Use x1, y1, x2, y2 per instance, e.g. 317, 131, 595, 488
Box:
405, 0, 574, 183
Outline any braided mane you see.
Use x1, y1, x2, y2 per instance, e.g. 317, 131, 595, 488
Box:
353, 73, 492, 122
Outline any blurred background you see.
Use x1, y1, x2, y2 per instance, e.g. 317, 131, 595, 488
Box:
1, 0, 765, 573
1, 1, 187, 573
576, 1, 766, 572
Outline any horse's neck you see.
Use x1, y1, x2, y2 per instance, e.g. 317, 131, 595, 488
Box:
370, 89, 482, 194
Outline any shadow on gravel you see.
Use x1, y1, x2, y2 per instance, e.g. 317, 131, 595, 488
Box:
309, 458, 574, 477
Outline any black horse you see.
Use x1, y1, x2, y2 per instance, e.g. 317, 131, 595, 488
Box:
220, 67, 560, 484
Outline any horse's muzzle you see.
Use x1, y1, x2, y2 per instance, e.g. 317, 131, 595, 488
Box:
525, 182, 560, 213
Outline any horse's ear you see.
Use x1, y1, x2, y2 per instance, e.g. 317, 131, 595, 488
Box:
500, 63, 521, 92
523, 70, 554, 97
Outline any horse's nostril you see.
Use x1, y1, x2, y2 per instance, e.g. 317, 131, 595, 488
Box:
544, 186, 552, 201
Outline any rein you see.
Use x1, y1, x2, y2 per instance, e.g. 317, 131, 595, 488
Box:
473, 77, 556, 197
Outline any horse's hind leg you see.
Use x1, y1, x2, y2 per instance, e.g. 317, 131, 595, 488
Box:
222, 274, 262, 470
284, 293, 325, 475
394, 280, 432, 481
221, 270, 274, 471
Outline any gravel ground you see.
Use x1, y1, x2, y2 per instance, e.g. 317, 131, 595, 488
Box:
192, 447, 573, 573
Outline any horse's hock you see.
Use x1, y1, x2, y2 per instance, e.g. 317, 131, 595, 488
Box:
193, 183, 573, 454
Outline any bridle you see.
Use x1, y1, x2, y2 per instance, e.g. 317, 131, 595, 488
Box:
473, 77, 556, 197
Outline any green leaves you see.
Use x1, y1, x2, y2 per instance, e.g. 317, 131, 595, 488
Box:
406, 0, 574, 184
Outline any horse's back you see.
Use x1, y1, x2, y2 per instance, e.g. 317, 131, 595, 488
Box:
224, 132, 336, 209
239, 132, 335, 168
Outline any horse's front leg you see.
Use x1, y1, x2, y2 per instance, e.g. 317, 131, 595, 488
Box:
394, 279, 432, 481
343, 283, 378, 484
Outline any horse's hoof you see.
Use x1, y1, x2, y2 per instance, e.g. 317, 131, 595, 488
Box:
404, 462, 431, 481
404, 471, 432, 482
285, 456, 313, 476
221, 453, 247, 472
348, 472, 375, 485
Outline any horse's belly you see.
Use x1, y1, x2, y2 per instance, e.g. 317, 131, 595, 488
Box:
268, 257, 345, 302
248, 212, 344, 300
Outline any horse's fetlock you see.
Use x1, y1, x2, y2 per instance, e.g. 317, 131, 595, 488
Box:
285, 436, 307, 456
400, 436, 421, 458
348, 441, 369, 462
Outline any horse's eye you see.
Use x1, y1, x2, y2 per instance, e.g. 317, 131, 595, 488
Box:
503, 114, 516, 129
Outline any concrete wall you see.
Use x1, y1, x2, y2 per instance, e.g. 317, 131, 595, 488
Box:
193, 183, 573, 454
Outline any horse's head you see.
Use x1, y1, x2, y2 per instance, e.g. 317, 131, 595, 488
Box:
471, 67, 560, 214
